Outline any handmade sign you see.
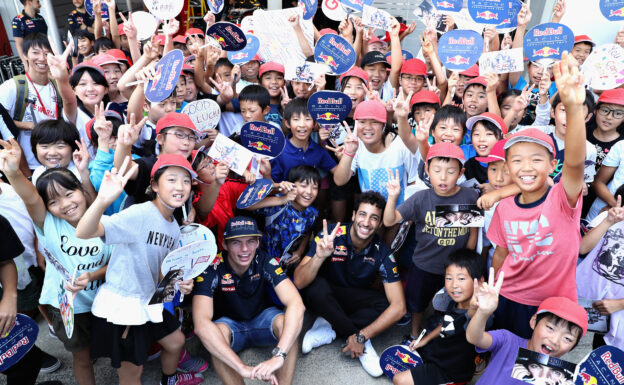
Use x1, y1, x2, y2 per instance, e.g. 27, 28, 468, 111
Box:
479, 48, 524, 74
227, 34, 260, 64
435, 204, 484, 227
145, 49, 184, 103
362, 5, 393, 32
240, 121, 286, 159
42, 248, 72, 282
86, 0, 109, 19
253, 8, 315, 64
207, 0, 225, 14
241, 15, 254, 33
513, 348, 575, 383
322, 0, 347, 21
236, 178, 274, 209
299, 0, 318, 20
438, 29, 484, 71
308, 91, 352, 125
207, 134, 254, 176
144, 0, 184, 19
179, 223, 215, 247
579, 298, 609, 333
386, 50, 414, 61
523, 22, 574, 65
575, 345, 624, 385
181, 99, 221, 133
467, 0, 507, 24
207, 22, 247, 51
0, 314, 38, 371
600, 0, 624, 21
149, 269, 184, 304
285, 61, 328, 83
58, 281, 75, 339
433, 0, 462, 13
161, 239, 217, 280
379, 345, 423, 379
339, 0, 374, 12
496, 0, 522, 33
314, 34, 356, 75
132, 11, 159, 41
581, 44, 624, 90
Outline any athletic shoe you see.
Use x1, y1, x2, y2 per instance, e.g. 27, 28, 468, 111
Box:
474, 352, 490, 375
400, 334, 415, 346
39, 351, 61, 374
48, 324, 58, 339
396, 313, 411, 326
147, 342, 163, 361
359, 340, 383, 377
302, 316, 336, 354
160, 372, 203, 385
177, 349, 209, 373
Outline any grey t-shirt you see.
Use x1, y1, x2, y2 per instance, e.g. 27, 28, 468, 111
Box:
100, 201, 180, 303
397, 187, 478, 275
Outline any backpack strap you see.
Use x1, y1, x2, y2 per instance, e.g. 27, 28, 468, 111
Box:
13, 75, 28, 121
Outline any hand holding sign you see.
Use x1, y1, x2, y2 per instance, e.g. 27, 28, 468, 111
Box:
145, 49, 184, 103
0, 314, 38, 371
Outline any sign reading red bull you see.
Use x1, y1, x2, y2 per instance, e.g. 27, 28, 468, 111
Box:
240, 121, 286, 159
308, 91, 352, 126
468, 0, 507, 24
0, 314, 38, 371
434, 0, 462, 13
227, 34, 260, 65
236, 178, 274, 209
314, 34, 356, 75
145, 49, 184, 103
574, 345, 624, 385
207, 22, 247, 51
438, 29, 484, 71
600, 0, 624, 21
379, 345, 423, 379
523, 22, 574, 64
299, 0, 318, 20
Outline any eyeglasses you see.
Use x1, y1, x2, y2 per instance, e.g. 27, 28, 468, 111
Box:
598, 106, 624, 119
165, 131, 199, 142
401, 75, 424, 83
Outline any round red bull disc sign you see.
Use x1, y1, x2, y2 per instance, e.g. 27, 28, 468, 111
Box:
145, 49, 184, 103
314, 34, 357, 75
600, 0, 624, 21
523, 22, 574, 65
468, 0, 507, 25
379, 344, 423, 379
227, 34, 260, 65
240, 121, 286, 159
237, 178, 274, 209
85, 0, 109, 19
0, 314, 39, 371
308, 91, 352, 126
438, 29, 484, 71
574, 345, 624, 385
207, 22, 247, 51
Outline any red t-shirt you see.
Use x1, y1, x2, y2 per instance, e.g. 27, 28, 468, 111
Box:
487, 182, 582, 306
199, 178, 248, 248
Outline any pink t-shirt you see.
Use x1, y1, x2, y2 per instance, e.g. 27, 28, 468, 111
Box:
487, 183, 581, 306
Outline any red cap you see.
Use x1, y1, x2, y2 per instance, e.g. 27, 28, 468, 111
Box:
173, 35, 187, 44
72, 61, 105, 77
181, 63, 194, 74
353, 100, 387, 123
574, 35, 595, 48
106, 49, 132, 66
92, 53, 120, 67
597, 88, 624, 106
383, 23, 407, 42
400, 58, 427, 76
319, 28, 338, 36
156, 112, 199, 135
259, 61, 285, 78
154, 35, 166, 46
118, 23, 125, 36
368, 35, 383, 44
191, 145, 206, 167
537, 297, 588, 337
467, 112, 508, 135
183, 55, 196, 65
426, 142, 465, 164
151, 153, 198, 179
504, 128, 555, 156
463, 76, 488, 93
410, 89, 440, 106
459, 64, 480, 77
339, 66, 369, 86
85, 110, 123, 141
185, 28, 205, 40
475, 139, 507, 163
250, 54, 261, 63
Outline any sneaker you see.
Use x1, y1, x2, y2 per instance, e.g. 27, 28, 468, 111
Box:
359, 340, 383, 377
474, 352, 490, 375
48, 324, 58, 340
147, 343, 163, 361
302, 317, 336, 354
178, 349, 209, 373
39, 351, 61, 374
396, 313, 411, 326
160, 373, 203, 385
400, 334, 415, 346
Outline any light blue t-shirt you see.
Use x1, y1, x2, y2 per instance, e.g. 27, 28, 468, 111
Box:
35, 211, 112, 313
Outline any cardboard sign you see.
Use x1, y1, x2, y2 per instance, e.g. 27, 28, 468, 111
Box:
513, 348, 575, 383
579, 298, 609, 334
582, 44, 624, 90
322, 0, 347, 21
479, 47, 524, 74
390, 220, 412, 255
0, 314, 38, 371
207, 22, 247, 51
58, 281, 75, 339
339, 0, 374, 12
523, 22, 574, 64
362, 5, 392, 32
314, 34, 356, 75
161, 239, 217, 280
438, 29, 484, 71
285, 61, 328, 83
145, 49, 184, 103
179, 223, 215, 247
575, 346, 624, 385
132, 11, 159, 41
379, 345, 423, 379
208, 134, 254, 176
299, 0, 318, 20
386, 50, 414, 61
85, 0, 109, 19
433, 0, 463, 13
600, 0, 624, 21
227, 34, 260, 64
182, 99, 221, 133
42, 248, 72, 282
207, 0, 225, 14
496, 0, 522, 32
240, 121, 286, 159
308, 91, 352, 125
468, 0, 507, 24
144, 0, 184, 19
253, 8, 315, 65
237, 178, 274, 209
435, 204, 484, 227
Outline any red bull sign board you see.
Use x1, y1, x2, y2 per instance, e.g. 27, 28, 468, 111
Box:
379, 345, 423, 379
314, 34, 356, 75
438, 29, 484, 71
468, 0, 507, 25
237, 178, 274, 209
524, 22, 574, 64
207, 22, 247, 51
308, 91, 352, 126
145, 49, 184, 103
240, 121, 286, 158
600, 0, 624, 21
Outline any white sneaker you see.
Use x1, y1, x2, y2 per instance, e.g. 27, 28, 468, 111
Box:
302, 317, 336, 354
359, 340, 383, 377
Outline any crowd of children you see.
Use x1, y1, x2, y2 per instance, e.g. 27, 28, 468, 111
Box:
2, 0, 624, 384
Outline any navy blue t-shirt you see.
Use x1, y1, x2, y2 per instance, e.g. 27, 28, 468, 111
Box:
12, 10, 47, 38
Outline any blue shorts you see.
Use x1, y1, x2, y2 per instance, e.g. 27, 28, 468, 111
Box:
215, 307, 283, 352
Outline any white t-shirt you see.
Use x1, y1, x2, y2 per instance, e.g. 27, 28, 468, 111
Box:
589, 140, 624, 220
31, 162, 82, 186
0, 78, 60, 169
65, 108, 96, 159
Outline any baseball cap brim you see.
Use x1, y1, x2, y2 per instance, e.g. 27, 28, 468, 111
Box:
504, 135, 554, 156
475, 154, 505, 163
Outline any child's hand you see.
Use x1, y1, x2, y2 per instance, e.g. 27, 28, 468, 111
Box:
214, 161, 229, 185
593, 299, 624, 315
472, 267, 504, 315
118, 113, 148, 147
517, 3, 532, 27
73, 138, 91, 172
415, 115, 434, 142
484, 72, 499, 94
315, 220, 341, 259
313, 74, 326, 92
501, 33, 512, 50
178, 279, 194, 295
142, 36, 160, 62
119, 13, 137, 40
243, 170, 256, 184
477, 189, 501, 210
203, 11, 216, 28
280, 86, 291, 109
98, 156, 138, 205
552, 0, 566, 22
288, 14, 301, 30
443, 14, 455, 31
393, 87, 413, 119
318, 125, 330, 141
163, 18, 179, 37
276, 181, 295, 193
93, 102, 113, 149
325, 140, 345, 160
46, 40, 72, 81
352, 16, 364, 34
231, 65, 241, 84
513, 83, 532, 112
447, 71, 459, 91
419, 33, 435, 58
478, 183, 494, 195
607, 195, 624, 225
389, 17, 401, 39
425, 76, 440, 97
553, 51, 585, 107
386, 169, 401, 198
616, 30, 624, 48
284, 187, 298, 202
483, 27, 497, 51
65, 272, 91, 293
0, 138, 23, 177
343, 121, 359, 157
338, 17, 353, 37
210, 73, 234, 102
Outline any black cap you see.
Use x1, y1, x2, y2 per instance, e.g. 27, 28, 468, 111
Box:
224, 216, 262, 240
361, 51, 391, 68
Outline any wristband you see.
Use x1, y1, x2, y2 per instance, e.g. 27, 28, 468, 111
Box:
343, 151, 355, 158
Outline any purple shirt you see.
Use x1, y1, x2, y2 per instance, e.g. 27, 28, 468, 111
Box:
476, 329, 528, 385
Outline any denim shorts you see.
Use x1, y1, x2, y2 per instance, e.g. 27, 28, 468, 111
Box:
215, 306, 283, 352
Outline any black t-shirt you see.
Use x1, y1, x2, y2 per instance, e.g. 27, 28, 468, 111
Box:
194, 250, 288, 321
0, 214, 24, 261
124, 155, 158, 204
463, 157, 488, 184
586, 127, 623, 170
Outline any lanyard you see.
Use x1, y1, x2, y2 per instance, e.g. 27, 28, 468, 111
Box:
25, 73, 58, 120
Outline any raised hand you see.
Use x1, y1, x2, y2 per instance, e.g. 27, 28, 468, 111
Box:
316, 220, 342, 258
415, 115, 434, 142
419, 33, 435, 58
501, 33, 512, 50
285, 187, 298, 202
280, 86, 291, 109
389, 17, 401, 38
117, 113, 148, 147
443, 14, 455, 31
73, 138, 91, 172
472, 267, 504, 315
209, 73, 234, 101
607, 195, 624, 224
98, 156, 138, 205
352, 16, 364, 34
513, 83, 532, 112
65, 271, 91, 293
393, 87, 413, 119
142, 35, 160, 62
0, 138, 23, 177
338, 17, 353, 37
484, 72, 499, 93
178, 279, 194, 295
386, 169, 401, 198
119, 13, 137, 40
313, 74, 326, 92
163, 18, 180, 37
551, 0, 566, 22
203, 11, 216, 29
231, 65, 241, 84
93, 102, 113, 148
538, 69, 551, 100
214, 161, 230, 185
343, 121, 359, 156
47, 40, 73, 81
553, 51, 585, 107
288, 13, 301, 30
517, 3, 532, 28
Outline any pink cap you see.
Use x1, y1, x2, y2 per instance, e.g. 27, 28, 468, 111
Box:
259, 61, 285, 78
426, 142, 465, 164
475, 139, 507, 163
250, 54, 261, 63
459, 64, 479, 77
368, 34, 383, 44
400, 58, 427, 76
574, 35, 595, 47
467, 112, 508, 135
173, 35, 187, 44
151, 153, 198, 179
185, 28, 205, 40
354, 100, 386, 123
85, 110, 123, 142
191, 145, 206, 167
319, 28, 338, 36
537, 297, 588, 337
598, 88, 624, 106
118, 23, 125, 36
156, 112, 199, 135
72, 61, 105, 77
92, 53, 120, 67
504, 128, 555, 156
463, 76, 488, 93
154, 35, 166, 46
106, 49, 132, 66
339, 66, 369, 86
410, 89, 440, 106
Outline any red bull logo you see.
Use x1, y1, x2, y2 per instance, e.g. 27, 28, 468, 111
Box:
610, 7, 624, 17
532, 46, 560, 58
395, 350, 417, 365
334, 245, 348, 255
350, 0, 363, 6
230, 52, 249, 60
256, 185, 268, 199
211, 34, 227, 47
446, 55, 470, 65
499, 18, 510, 24
316, 112, 340, 120
319, 53, 338, 70
149, 65, 164, 91
221, 273, 234, 284
436, 1, 453, 8
476, 10, 498, 20
249, 141, 271, 152
578, 370, 597, 385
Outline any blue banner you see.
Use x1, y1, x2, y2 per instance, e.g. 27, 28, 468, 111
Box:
314, 34, 357, 75
379, 345, 423, 379
0, 314, 38, 371
227, 34, 260, 64
240, 121, 286, 158
85, 0, 109, 19
308, 91, 352, 125
299, 0, 318, 20
523, 22, 574, 63
207, 22, 248, 51
438, 29, 484, 71
496, 0, 522, 31
237, 179, 274, 209
145, 49, 184, 103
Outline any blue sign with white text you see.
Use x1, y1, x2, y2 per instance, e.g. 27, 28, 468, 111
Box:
308, 91, 352, 126
227, 34, 260, 64
240, 121, 286, 159
386, 50, 414, 61
600, 0, 624, 21
575, 346, 624, 385
438, 29, 484, 71
85, 0, 109, 19
496, 0, 522, 31
314, 34, 356, 75
237, 179, 274, 209
468, 0, 507, 24
523, 22, 574, 63
379, 345, 423, 379
0, 314, 39, 371
207, 22, 247, 51
299, 0, 318, 20
145, 49, 184, 103
433, 0, 463, 13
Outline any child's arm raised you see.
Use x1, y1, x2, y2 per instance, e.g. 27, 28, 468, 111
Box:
47, 42, 78, 125
466, 268, 504, 350
383, 169, 404, 226
76, 156, 138, 239
580, 196, 624, 254
246, 183, 297, 211
333, 122, 359, 186
555, 52, 586, 207
73, 138, 97, 202
388, 18, 404, 90
509, 3, 531, 88
112, 113, 148, 181
477, 183, 521, 211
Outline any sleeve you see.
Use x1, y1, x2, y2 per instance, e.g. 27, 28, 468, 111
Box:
89, 149, 114, 192
100, 204, 144, 244
319, 147, 338, 172
12, 17, 24, 38
0, 214, 24, 261
510, 76, 527, 90
270, 157, 284, 182
602, 141, 624, 168
485, 203, 506, 248
378, 251, 400, 283
475, 329, 512, 354
193, 267, 219, 297
553, 181, 582, 219
532, 101, 552, 127
263, 254, 288, 287
397, 191, 420, 222
305, 230, 321, 258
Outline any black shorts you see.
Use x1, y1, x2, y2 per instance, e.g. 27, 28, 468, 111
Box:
410, 362, 450, 384
90, 310, 180, 368
329, 175, 360, 201
405, 264, 445, 313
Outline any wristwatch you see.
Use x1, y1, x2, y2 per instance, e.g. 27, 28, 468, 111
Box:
356, 331, 366, 344
272, 347, 287, 360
